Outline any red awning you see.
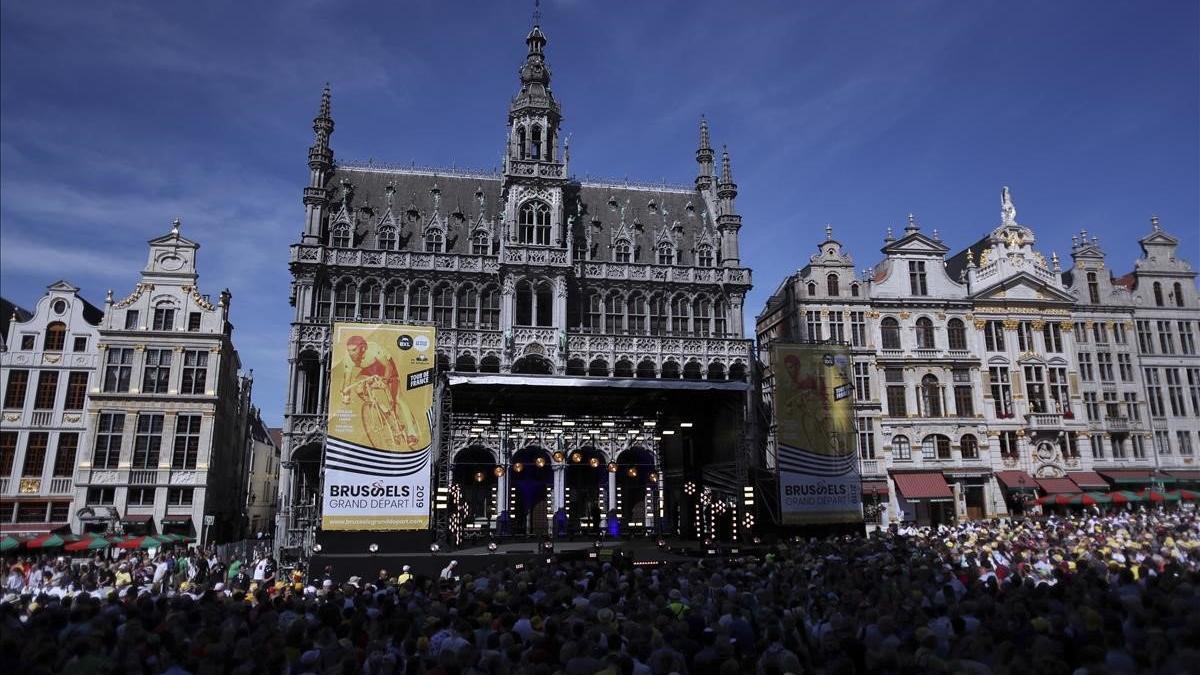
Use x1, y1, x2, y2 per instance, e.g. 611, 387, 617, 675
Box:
1036, 478, 1081, 495
861, 480, 889, 496
996, 470, 1037, 491
892, 472, 953, 501
1166, 470, 1200, 481
1099, 470, 1155, 485
1068, 471, 1109, 490
122, 514, 154, 523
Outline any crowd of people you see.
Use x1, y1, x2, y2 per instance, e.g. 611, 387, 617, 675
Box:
2, 506, 1198, 674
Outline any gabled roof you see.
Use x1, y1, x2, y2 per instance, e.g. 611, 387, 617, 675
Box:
970, 271, 1076, 304
881, 229, 949, 256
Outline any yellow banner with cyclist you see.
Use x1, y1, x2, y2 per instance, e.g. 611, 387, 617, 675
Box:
322, 323, 435, 531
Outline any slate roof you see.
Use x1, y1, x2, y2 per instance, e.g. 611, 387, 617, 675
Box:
1, 296, 32, 347
325, 165, 719, 262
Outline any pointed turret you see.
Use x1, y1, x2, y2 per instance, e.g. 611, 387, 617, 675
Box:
715, 147, 742, 267
303, 84, 335, 243
695, 116, 714, 191
506, 15, 564, 176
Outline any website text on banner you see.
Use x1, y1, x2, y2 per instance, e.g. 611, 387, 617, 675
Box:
772, 343, 862, 525
322, 323, 436, 531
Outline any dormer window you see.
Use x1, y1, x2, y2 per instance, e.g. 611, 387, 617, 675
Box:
472, 231, 491, 255
614, 241, 632, 263
152, 305, 175, 331
657, 243, 675, 265
330, 224, 352, 248
377, 226, 397, 251
851, 283, 860, 297
424, 229, 445, 253
518, 201, 552, 245
827, 274, 840, 297
697, 245, 714, 267
807, 282, 817, 297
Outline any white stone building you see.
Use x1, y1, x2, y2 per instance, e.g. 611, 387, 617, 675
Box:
73, 221, 253, 543
757, 189, 1200, 525
243, 409, 280, 538
1, 282, 102, 534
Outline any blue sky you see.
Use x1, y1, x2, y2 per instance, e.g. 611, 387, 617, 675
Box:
2, 1, 1196, 425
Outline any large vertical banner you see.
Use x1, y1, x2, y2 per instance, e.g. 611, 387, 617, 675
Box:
772, 343, 861, 524
322, 323, 435, 530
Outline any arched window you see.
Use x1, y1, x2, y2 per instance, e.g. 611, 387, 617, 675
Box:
589, 359, 609, 377
43, 322, 66, 352
454, 354, 477, 372
517, 126, 527, 160
697, 245, 714, 267
627, 293, 647, 334
714, 299, 728, 336
456, 286, 478, 328
472, 231, 491, 255
605, 292, 625, 333
479, 354, 501, 373
923, 434, 951, 460
614, 240, 632, 263
916, 317, 935, 349
424, 229, 444, 253
330, 224, 351, 248
649, 294, 667, 336
851, 283, 860, 297
892, 435, 911, 460
947, 318, 967, 351
584, 292, 601, 331
377, 227, 396, 251
432, 284, 454, 327
657, 243, 675, 265
407, 284, 430, 322
566, 358, 587, 376
881, 317, 901, 349
707, 362, 727, 381
960, 434, 979, 460
359, 282, 381, 320
921, 374, 942, 417
614, 359, 635, 378
479, 286, 500, 329
683, 361, 703, 380
693, 296, 712, 336
314, 281, 332, 319
670, 295, 689, 334
827, 274, 840, 297
383, 283, 404, 321
661, 361, 681, 379
519, 201, 552, 245
807, 282, 817, 297
1153, 282, 1164, 307
729, 362, 748, 382
334, 280, 356, 320
1175, 282, 1185, 307
516, 279, 553, 327
636, 359, 657, 379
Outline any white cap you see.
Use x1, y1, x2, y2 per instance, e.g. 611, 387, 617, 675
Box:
402, 565, 411, 572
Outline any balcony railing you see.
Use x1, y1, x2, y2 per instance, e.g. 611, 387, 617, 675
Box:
48, 478, 72, 494
860, 459, 883, 477
30, 411, 53, 427
1026, 413, 1063, 430
1105, 416, 1130, 433
129, 470, 157, 485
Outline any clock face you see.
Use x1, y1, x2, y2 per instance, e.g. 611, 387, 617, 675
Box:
159, 254, 185, 271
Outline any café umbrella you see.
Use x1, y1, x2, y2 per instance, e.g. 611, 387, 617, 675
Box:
115, 535, 167, 550
0, 535, 20, 552
24, 533, 66, 549
1139, 488, 1179, 503
65, 534, 113, 552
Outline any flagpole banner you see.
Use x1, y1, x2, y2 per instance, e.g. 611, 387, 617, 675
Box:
772, 343, 862, 525
322, 323, 436, 530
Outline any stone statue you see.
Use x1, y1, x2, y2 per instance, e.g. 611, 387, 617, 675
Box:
1001, 186, 1017, 226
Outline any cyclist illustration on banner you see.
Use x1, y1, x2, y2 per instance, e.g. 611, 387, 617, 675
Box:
341, 334, 421, 450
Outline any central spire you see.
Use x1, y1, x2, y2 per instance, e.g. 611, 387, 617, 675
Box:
506, 12, 563, 173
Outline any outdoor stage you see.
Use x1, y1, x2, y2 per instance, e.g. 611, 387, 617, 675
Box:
308, 531, 767, 579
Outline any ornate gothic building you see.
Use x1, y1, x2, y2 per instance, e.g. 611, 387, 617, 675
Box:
280, 23, 754, 552
757, 189, 1200, 525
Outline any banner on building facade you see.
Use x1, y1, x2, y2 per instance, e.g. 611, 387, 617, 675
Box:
322, 323, 435, 530
772, 343, 862, 525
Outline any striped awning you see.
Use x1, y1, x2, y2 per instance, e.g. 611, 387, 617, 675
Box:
892, 472, 953, 501
1067, 471, 1109, 490
1036, 478, 1082, 495
996, 470, 1037, 492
